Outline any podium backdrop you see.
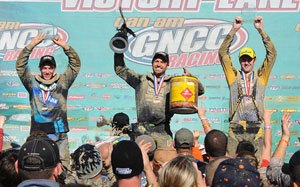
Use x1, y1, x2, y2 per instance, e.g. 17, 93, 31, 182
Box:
0, 0, 299, 161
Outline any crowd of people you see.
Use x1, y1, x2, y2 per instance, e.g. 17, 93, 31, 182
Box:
0, 15, 299, 187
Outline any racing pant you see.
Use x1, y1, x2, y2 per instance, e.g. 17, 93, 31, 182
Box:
227, 121, 263, 161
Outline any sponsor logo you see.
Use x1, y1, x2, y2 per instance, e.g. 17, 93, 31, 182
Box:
68, 94, 85, 100
67, 105, 82, 109
208, 118, 222, 124
125, 19, 247, 68
2, 92, 17, 97
0, 103, 9, 109
17, 92, 28, 98
0, 70, 18, 77
102, 94, 112, 100
0, 22, 68, 61
209, 108, 228, 113
20, 125, 31, 132
85, 83, 106, 88
83, 106, 94, 111
71, 83, 82, 88
4, 124, 20, 130
110, 83, 130, 89
61, 0, 300, 12
208, 74, 226, 80
6, 81, 20, 87
13, 104, 30, 109
3, 135, 20, 143
9, 114, 31, 122
280, 74, 296, 79
183, 118, 198, 122
70, 126, 88, 132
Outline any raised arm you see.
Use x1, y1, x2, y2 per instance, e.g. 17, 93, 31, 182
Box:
16, 32, 47, 90
218, 16, 242, 85
254, 16, 277, 85
114, 53, 142, 88
260, 108, 275, 167
52, 35, 81, 86
266, 113, 292, 186
194, 104, 212, 134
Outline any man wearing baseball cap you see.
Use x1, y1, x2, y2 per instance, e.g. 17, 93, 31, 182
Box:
114, 51, 205, 146
15, 137, 62, 186
16, 32, 81, 182
218, 16, 277, 159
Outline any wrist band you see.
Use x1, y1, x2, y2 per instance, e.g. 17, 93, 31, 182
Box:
265, 125, 272, 130
200, 117, 207, 120
281, 138, 290, 146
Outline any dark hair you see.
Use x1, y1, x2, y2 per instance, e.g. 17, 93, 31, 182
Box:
19, 167, 55, 180
236, 141, 256, 154
0, 149, 21, 186
204, 129, 228, 157
26, 130, 49, 142
236, 151, 259, 169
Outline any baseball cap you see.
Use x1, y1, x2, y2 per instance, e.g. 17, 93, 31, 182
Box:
71, 144, 103, 179
112, 112, 129, 129
282, 149, 300, 182
135, 135, 157, 158
174, 128, 194, 149
239, 47, 256, 59
152, 51, 169, 64
212, 158, 260, 187
111, 140, 143, 179
39, 55, 56, 68
18, 138, 60, 171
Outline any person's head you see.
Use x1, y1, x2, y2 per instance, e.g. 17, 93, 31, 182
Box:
135, 135, 157, 161
152, 51, 169, 77
236, 151, 259, 169
16, 137, 62, 181
235, 140, 256, 155
112, 112, 130, 130
71, 144, 103, 180
0, 148, 21, 186
39, 55, 56, 80
282, 149, 300, 186
212, 158, 260, 187
204, 129, 228, 158
26, 130, 49, 142
97, 142, 112, 169
152, 147, 177, 176
111, 140, 143, 180
158, 155, 202, 187
174, 128, 194, 154
238, 47, 256, 73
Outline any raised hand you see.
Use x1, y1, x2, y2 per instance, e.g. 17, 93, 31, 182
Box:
233, 16, 243, 30
254, 16, 263, 31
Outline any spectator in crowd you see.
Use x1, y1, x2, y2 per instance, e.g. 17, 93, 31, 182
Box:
267, 113, 296, 186
0, 148, 21, 187
71, 144, 111, 187
114, 51, 205, 144
158, 155, 205, 187
152, 147, 177, 177
97, 142, 116, 184
218, 16, 277, 159
16, 32, 81, 179
212, 157, 260, 186
204, 129, 229, 186
15, 137, 63, 187
111, 140, 158, 187
174, 128, 206, 172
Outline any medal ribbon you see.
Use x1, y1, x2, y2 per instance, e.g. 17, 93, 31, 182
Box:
242, 71, 254, 96
153, 74, 166, 96
42, 90, 49, 103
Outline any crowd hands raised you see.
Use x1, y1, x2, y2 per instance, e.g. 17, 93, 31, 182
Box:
0, 16, 299, 187
0, 105, 299, 187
